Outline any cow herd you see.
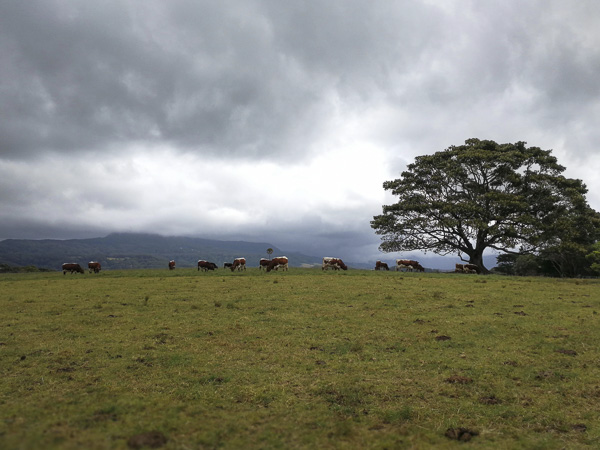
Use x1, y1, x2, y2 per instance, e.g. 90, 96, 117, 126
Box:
60, 257, 481, 274
62, 262, 101, 274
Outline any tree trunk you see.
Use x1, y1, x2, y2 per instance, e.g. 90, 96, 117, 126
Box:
469, 251, 489, 274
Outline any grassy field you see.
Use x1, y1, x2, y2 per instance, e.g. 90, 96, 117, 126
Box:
1, 268, 599, 449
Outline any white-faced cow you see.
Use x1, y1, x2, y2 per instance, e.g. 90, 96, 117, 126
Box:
88, 261, 101, 273
375, 260, 389, 271
168, 260, 176, 270
396, 259, 424, 272
259, 258, 270, 270
322, 257, 348, 271
266, 256, 289, 272
198, 260, 218, 271
62, 263, 85, 275
230, 257, 246, 272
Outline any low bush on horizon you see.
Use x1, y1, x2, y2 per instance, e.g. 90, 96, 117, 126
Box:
1, 269, 599, 448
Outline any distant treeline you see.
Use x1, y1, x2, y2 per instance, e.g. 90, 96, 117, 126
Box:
0, 264, 55, 273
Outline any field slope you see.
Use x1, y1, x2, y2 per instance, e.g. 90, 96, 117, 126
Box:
1, 269, 599, 449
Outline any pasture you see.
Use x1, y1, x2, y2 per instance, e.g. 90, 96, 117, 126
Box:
1, 268, 599, 449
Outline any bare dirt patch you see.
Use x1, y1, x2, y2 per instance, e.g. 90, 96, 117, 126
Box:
555, 349, 577, 356
127, 431, 167, 448
445, 375, 473, 384
479, 395, 501, 405
445, 427, 478, 441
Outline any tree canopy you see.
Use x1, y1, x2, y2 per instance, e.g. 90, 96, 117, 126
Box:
371, 138, 600, 274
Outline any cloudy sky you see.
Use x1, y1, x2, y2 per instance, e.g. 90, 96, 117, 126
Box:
1, 1, 599, 266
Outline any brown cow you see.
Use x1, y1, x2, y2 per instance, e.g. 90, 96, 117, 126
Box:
375, 260, 389, 271
230, 257, 246, 272
88, 261, 101, 273
259, 258, 270, 270
266, 256, 289, 272
322, 257, 348, 271
198, 260, 218, 271
62, 263, 85, 275
455, 263, 465, 273
396, 259, 424, 272
168, 260, 176, 270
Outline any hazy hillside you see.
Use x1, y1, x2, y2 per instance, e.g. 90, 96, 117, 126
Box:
0, 233, 323, 270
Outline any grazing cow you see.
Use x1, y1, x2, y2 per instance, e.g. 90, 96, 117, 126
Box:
396, 259, 424, 272
322, 257, 348, 271
62, 263, 84, 275
230, 257, 246, 272
168, 260, 176, 270
259, 258, 270, 270
375, 260, 389, 271
266, 256, 289, 272
223, 262, 233, 269
88, 261, 101, 273
197, 260, 218, 271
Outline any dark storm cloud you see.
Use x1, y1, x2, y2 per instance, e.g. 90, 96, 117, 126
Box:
0, 0, 451, 161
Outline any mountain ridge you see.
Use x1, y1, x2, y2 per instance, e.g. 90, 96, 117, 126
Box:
0, 232, 326, 270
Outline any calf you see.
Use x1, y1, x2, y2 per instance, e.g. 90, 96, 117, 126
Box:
375, 260, 389, 271
259, 258, 270, 270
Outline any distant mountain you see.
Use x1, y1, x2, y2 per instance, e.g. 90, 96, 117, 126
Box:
0, 233, 323, 270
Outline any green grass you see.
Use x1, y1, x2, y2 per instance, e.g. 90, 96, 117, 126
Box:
1, 268, 599, 448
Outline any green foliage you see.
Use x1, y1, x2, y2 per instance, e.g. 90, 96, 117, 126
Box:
372, 138, 599, 274
1, 268, 599, 448
586, 242, 600, 274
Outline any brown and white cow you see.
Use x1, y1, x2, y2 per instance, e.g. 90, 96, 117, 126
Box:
62, 263, 85, 274
463, 264, 480, 274
259, 258, 270, 270
88, 261, 101, 273
396, 259, 424, 272
266, 256, 289, 272
375, 260, 389, 271
230, 257, 246, 272
168, 260, 176, 270
455, 263, 480, 274
322, 257, 348, 271
198, 260, 218, 271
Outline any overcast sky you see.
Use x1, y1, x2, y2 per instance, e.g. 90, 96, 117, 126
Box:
1, 1, 599, 266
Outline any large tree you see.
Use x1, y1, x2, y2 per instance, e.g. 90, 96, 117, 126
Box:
371, 138, 599, 274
